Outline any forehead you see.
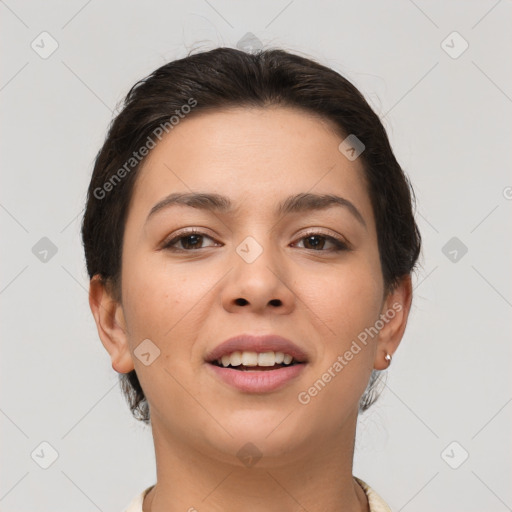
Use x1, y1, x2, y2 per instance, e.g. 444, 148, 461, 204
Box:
127, 106, 373, 227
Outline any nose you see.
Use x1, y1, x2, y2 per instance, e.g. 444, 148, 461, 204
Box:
220, 236, 296, 315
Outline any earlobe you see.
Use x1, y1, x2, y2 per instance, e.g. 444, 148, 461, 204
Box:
374, 275, 413, 370
88, 275, 135, 374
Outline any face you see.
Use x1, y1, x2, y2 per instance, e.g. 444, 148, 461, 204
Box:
100, 107, 407, 465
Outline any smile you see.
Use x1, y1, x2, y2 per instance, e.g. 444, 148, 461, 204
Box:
207, 350, 306, 393
211, 350, 299, 370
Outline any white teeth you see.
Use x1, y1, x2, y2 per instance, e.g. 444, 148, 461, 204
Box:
230, 351, 242, 366
258, 352, 275, 367
216, 350, 296, 367
241, 351, 259, 366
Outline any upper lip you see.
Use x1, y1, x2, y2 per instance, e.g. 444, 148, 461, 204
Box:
205, 334, 309, 363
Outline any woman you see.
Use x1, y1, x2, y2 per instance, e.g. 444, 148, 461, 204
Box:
82, 47, 421, 512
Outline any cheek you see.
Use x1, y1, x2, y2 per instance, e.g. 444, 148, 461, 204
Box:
298, 259, 383, 343
293, 264, 381, 424
121, 253, 216, 343
119, 254, 214, 410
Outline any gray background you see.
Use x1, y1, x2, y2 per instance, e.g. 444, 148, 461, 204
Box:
1, 1, 511, 511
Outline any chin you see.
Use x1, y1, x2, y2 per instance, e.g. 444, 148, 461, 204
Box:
203, 413, 313, 465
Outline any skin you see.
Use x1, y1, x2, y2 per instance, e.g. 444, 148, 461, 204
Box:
89, 106, 412, 512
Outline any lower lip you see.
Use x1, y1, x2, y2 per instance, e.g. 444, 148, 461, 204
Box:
207, 363, 306, 393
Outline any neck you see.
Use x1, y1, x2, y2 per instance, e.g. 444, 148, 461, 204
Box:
143, 409, 369, 512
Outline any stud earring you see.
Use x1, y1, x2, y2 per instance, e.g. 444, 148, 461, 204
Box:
384, 353, 392, 366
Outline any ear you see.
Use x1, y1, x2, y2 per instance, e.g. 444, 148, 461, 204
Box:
373, 275, 413, 370
88, 275, 135, 374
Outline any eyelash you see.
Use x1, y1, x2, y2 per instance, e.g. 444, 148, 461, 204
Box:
161, 229, 350, 253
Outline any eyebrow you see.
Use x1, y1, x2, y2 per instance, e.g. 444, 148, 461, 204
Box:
146, 192, 367, 229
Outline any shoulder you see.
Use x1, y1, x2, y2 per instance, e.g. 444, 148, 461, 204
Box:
354, 476, 393, 512
124, 484, 155, 512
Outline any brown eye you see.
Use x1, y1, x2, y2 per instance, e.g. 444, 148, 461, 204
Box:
162, 230, 219, 251
293, 232, 349, 252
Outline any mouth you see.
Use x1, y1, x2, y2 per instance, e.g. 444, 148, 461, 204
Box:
208, 350, 304, 372
205, 350, 307, 393
204, 334, 309, 392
